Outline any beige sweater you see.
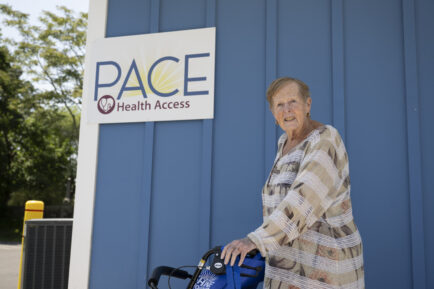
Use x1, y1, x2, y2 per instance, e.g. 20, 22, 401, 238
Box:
248, 125, 364, 289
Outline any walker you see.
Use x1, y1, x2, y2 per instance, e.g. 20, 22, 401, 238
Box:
147, 246, 265, 289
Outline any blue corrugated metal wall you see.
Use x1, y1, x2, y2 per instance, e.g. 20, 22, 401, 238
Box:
419, 0, 434, 286
88, 0, 434, 288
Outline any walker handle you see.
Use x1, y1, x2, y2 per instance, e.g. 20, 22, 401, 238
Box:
148, 266, 192, 289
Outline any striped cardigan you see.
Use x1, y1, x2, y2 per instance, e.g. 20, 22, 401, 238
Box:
248, 125, 364, 289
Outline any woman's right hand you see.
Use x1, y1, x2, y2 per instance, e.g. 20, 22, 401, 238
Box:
221, 237, 257, 266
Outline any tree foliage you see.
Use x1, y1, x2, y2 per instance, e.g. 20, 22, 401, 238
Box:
0, 5, 87, 212
0, 46, 31, 213
0, 4, 87, 140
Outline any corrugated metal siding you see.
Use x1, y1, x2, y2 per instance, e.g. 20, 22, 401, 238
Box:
345, 1, 413, 288
417, 0, 434, 287
88, 0, 433, 288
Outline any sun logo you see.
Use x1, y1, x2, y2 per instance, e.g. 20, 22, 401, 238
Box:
193, 270, 217, 289
124, 56, 182, 98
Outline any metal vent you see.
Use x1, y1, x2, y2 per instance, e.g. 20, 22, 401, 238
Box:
22, 219, 73, 289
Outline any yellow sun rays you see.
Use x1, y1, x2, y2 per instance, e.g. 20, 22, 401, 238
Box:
124, 57, 182, 98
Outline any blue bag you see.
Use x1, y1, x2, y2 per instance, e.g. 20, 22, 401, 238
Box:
193, 249, 265, 289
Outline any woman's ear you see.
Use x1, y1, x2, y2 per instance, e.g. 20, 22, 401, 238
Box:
306, 97, 312, 112
270, 104, 277, 120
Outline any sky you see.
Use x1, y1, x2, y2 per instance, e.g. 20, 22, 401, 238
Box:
0, 0, 89, 89
1, 0, 89, 39
1, 0, 89, 17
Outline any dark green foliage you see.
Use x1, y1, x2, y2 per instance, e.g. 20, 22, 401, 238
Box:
0, 5, 86, 225
0, 46, 31, 215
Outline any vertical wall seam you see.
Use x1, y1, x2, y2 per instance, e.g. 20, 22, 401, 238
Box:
265, 0, 278, 179
139, 0, 159, 287
140, 122, 155, 285
331, 0, 346, 141
198, 0, 216, 255
402, 0, 427, 288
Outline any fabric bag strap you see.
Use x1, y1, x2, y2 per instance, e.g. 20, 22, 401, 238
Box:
225, 264, 241, 289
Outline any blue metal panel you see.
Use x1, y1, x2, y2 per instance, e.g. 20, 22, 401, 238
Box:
140, 1, 159, 287
146, 0, 208, 286
198, 0, 216, 255
90, 1, 152, 288
90, 123, 147, 289
331, 0, 346, 140
158, 0, 213, 259
106, 0, 150, 37
148, 120, 202, 268
139, 121, 155, 288
277, 0, 333, 127
264, 0, 277, 179
416, 0, 434, 288
210, 0, 266, 247
344, 0, 412, 288
160, 0, 206, 32
402, 0, 426, 287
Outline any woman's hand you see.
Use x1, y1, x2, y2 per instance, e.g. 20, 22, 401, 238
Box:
221, 237, 257, 266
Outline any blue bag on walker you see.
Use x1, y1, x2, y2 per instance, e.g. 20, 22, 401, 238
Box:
147, 246, 265, 289
193, 247, 265, 289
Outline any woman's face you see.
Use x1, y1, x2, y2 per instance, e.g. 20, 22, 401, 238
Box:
271, 82, 311, 136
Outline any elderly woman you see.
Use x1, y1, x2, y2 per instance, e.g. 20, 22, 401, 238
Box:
221, 77, 364, 289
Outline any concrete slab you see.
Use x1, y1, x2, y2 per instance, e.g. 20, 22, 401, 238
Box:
0, 243, 21, 289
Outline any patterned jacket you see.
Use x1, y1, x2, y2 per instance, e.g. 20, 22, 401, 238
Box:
248, 125, 364, 289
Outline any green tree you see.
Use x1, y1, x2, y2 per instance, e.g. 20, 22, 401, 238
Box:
0, 4, 87, 142
0, 46, 33, 215
0, 44, 77, 210
0, 5, 86, 212
9, 106, 78, 206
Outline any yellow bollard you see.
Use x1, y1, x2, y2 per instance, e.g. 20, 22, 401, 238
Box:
17, 200, 44, 289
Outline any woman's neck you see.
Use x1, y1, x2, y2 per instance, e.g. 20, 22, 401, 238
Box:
286, 119, 314, 143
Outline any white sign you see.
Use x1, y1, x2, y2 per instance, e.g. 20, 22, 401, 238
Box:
86, 27, 215, 123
